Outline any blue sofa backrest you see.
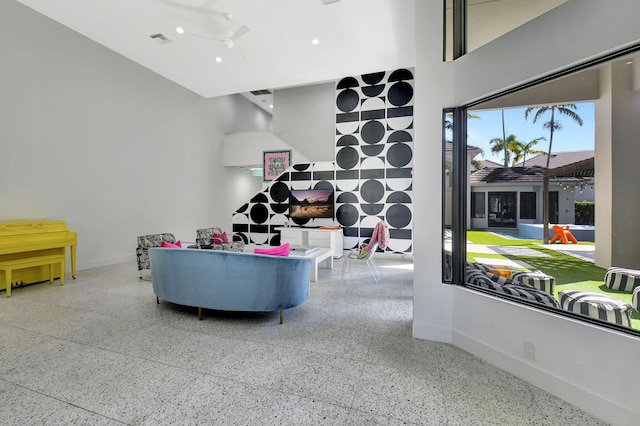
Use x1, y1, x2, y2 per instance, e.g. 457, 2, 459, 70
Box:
149, 248, 312, 312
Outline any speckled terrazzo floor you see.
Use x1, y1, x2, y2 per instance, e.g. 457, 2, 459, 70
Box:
0, 256, 607, 425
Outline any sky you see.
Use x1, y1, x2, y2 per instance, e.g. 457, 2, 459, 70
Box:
464, 102, 595, 164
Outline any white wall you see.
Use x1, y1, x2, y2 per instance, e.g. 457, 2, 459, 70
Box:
609, 60, 640, 268
595, 65, 614, 267
413, 1, 455, 343
222, 131, 309, 168
272, 83, 335, 163
217, 167, 264, 234
229, 97, 273, 134
415, 0, 640, 423
0, 1, 267, 270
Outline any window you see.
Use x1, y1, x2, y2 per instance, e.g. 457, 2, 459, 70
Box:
487, 192, 517, 228
520, 192, 536, 219
444, 44, 640, 335
442, 108, 466, 284
471, 192, 485, 218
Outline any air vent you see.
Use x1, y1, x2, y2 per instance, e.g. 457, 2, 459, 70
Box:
250, 89, 272, 96
321, 0, 341, 4
149, 33, 171, 44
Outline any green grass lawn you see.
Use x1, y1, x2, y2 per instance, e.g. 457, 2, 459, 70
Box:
466, 230, 639, 330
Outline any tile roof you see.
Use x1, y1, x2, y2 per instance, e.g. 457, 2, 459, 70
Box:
471, 166, 546, 184
515, 150, 594, 168
481, 159, 503, 169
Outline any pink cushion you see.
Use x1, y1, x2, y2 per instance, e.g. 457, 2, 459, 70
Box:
254, 243, 290, 257
212, 232, 229, 244
160, 240, 182, 248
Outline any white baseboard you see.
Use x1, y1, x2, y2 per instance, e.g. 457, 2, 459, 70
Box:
453, 330, 636, 425
75, 254, 135, 272
412, 321, 453, 343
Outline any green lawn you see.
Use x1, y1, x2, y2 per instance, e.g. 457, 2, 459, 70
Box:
466, 230, 639, 330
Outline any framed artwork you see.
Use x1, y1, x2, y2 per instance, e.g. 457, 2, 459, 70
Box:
263, 150, 291, 181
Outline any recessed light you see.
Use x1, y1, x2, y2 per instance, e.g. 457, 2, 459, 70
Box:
311, 38, 319, 45
626, 60, 633, 65
269, 104, 273, 109
216, 57, 222, 63
175, 26, 184, 34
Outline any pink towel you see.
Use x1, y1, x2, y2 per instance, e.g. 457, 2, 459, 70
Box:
369, 221, 390, 250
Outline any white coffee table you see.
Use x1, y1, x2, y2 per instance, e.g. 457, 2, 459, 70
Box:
289, 247, 333, 282
243, 245, 333, 282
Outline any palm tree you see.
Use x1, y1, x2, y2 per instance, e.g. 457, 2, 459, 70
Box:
489, 134, 520, 166
524, 104, 584, 168
444, 112, 481, 130
470, 147, 485, 171
511, 136, 547, 166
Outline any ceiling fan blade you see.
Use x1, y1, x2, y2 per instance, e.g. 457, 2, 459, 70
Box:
230, 25, 250, 41
188, 31, 222, 41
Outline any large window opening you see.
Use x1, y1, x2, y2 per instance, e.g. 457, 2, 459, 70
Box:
445, 45, 640, 335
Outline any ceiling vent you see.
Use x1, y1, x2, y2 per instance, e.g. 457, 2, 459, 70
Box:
250, 89, 272, 96
149, 33, 171, 44
321, 0, 341, 4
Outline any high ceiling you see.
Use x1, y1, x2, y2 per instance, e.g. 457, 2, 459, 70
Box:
16, 0, 416, 102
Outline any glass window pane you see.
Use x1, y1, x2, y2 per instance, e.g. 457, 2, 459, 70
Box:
443, 111, 453, 281
444, 0, 453, 61
460, 47, 640, 333
472, 192, 485, 218
520, 192, 536, 219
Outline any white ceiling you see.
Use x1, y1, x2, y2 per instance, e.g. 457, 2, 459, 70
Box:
16, 0, 416, 105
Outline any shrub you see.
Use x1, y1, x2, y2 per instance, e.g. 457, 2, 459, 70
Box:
575, 201, 594, 225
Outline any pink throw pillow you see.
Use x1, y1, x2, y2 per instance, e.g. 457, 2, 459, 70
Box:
160, 240, 182, 248
254, 243, 290, 257
212, 232, 229, 244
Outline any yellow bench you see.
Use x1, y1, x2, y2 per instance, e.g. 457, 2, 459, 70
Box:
0, 254, 66, 297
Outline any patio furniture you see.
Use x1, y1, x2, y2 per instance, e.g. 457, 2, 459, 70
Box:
465, 266, 559, 308
604, 267, 640, 293
467, 261, 556, 296
558, 290, 633, 327
633, 287, 640, 314
550, 225, 578, 244
512, 270, 556, 296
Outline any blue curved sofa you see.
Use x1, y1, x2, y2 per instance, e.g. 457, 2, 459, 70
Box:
149, 248, 312, 323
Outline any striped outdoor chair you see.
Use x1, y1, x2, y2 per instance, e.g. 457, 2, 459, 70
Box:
512, 270, 556, 295
465, 267, 560, 309
604, 267, 640, 293
559, 290, 633, 327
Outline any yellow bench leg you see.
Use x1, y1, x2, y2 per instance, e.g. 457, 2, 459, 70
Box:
5, 269, 11, 297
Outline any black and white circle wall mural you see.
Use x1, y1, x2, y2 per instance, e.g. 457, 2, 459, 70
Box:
335, 68, 414, 253
232, 68, 413, 253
